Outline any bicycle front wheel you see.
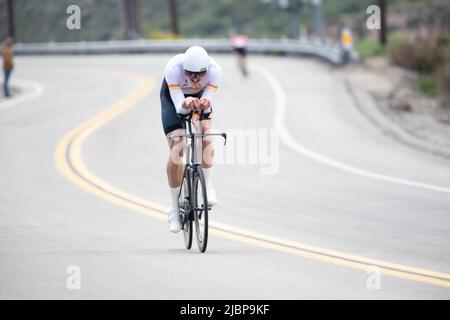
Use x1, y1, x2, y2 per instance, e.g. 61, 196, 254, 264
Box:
179, 175, 192, 250
193, 168, 208, 253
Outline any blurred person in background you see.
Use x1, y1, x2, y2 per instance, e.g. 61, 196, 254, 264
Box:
230, 34, 249, 77
1, 38, 14, 98
340, 27, 353, 66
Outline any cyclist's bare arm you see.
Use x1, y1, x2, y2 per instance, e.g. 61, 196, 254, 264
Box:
200, 63, 222, 113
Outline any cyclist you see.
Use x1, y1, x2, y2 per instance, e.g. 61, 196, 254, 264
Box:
230, 34, 248, 77
160, 46, 222, 233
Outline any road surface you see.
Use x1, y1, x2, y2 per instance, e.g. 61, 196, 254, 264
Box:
1, 54, 450, 299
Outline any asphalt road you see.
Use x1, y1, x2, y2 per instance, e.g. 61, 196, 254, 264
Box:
1, 54, 450, 299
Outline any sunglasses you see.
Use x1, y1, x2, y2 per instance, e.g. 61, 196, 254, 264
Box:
185, 70, 207, 78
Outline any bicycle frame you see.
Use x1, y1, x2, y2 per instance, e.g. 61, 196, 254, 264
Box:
169, 111, 227, 241
170, 111, 227, 167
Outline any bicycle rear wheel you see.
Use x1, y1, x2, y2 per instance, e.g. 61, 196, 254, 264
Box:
193, 168, 208, 253
179, 175, 192, 249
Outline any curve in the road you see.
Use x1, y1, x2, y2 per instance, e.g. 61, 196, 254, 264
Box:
254, 65, 450, 194
54, 68, 450, 289
0, 79, 43, 111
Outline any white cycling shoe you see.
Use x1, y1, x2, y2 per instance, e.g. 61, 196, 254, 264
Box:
168, 208, 181, 233
207, 187, 219, 207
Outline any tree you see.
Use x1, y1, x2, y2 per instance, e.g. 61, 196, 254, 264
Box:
379, 0, 387, 45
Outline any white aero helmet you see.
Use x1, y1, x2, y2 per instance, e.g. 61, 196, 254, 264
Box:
183, 46, 209, 72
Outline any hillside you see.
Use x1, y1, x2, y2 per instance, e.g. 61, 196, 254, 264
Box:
0, 0, 447, 43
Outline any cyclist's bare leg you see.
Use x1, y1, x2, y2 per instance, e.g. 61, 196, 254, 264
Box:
236, 53, 247, 76
201, 118, 214, 169
165, 128, 185, 232
166, 128, 185, 188
200, 118, 218, 204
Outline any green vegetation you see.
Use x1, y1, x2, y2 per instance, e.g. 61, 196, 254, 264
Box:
355, 39, 384, 58
417, 75, 438, 97
355, 35, 408, 59
438, 63, 450, 100
0, 0, 401, 42
390, 37, 450, 98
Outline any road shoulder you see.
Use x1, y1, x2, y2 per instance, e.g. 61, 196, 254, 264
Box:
337, 58, 450, 161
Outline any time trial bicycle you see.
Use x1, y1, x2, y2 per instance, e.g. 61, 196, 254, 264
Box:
170, 111, 226, 253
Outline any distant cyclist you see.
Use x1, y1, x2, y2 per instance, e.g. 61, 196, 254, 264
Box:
161, 46, 222, 233
230, 34, 248, 77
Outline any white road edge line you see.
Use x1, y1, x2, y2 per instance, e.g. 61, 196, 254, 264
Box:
0, 79, 43, 111
253, 65, 450, 194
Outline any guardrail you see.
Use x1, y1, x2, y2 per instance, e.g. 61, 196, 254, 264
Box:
13, 39, 357, 65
